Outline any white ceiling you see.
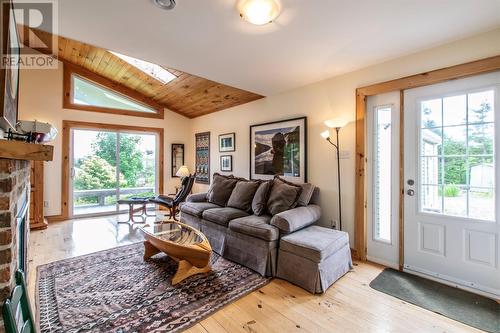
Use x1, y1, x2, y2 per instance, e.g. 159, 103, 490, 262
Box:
30, 0, 500, 95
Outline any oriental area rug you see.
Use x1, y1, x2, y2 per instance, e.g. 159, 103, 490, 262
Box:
37, 243, 270, 332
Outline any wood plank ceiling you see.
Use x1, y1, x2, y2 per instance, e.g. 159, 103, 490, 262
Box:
22, 27, 264, 118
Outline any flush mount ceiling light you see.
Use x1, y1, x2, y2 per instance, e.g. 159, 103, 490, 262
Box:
153, 0, 176, 10
238, 0, 281, 25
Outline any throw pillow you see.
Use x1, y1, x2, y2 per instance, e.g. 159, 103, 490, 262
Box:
297, 183, 316, 206
266, 176, 303, 215
206, 173, 238, 206
252, 180, 272, 216
227, 180, 261, 212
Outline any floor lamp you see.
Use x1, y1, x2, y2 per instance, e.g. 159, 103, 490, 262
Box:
321, 118, 347, 230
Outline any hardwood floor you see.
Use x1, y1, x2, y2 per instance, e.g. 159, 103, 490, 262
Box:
28, 214, 481, 333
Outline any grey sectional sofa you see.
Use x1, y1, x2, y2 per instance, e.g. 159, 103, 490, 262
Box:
179, 175, 321, 277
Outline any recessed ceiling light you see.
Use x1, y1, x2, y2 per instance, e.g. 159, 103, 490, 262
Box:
238, 0, 281, 26
153, 0, 176, 10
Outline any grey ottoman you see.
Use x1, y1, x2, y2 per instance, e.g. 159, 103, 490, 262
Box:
277, 226, 353, 293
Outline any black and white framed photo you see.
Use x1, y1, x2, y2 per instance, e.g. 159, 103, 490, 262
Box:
219, 132, 235, 152
250, 117, 307, 183
220, 155, 233, 172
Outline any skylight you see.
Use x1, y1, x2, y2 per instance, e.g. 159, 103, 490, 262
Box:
109, 51, 177, 84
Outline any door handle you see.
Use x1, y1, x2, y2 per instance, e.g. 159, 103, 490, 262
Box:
407, 189, 415, 196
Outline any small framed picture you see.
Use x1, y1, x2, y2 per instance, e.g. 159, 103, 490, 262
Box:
220, 155, 233, 172
219, 132, 235, 152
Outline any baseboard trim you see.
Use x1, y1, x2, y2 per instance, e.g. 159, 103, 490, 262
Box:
351, 248, 359, 260
45, 214, 68, 223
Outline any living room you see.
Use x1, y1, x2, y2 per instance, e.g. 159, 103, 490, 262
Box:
0, 0, 499, 332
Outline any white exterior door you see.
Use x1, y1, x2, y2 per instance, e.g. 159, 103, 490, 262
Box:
404, 71, 500, 298
367, 92, 400, 268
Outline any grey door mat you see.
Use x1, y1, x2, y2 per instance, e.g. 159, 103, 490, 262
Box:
369, 268, 499, 333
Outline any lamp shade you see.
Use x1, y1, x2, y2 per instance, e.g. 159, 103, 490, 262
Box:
176, 165, 190, 177
320, 130, 330, 139
324, 118, 348, 129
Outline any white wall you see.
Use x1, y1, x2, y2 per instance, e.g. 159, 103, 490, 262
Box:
191, 28, 500, 247
18, 62, 193, 216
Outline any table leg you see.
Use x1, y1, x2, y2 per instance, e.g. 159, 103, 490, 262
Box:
143, 241, 161, 260
118, 204, 133, 224
131, 204, 146, 224
172, 259, 212, 285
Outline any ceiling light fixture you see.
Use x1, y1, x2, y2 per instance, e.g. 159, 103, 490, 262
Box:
153, 0, 176, 10
238, 0, 281, 26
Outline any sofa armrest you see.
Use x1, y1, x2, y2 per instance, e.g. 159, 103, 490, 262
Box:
186, 192, 208, 203
270, 204, 321, 233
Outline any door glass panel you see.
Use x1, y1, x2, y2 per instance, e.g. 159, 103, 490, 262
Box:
443, 126, 467, 155
443, 95, 466, 126
443, 185, 467, 216
468, 124, 494, 155
421, 98, 442, 128
468, 90, 494, 123
421, 128, 442, 156
419, 89, 495, 221
373, 106, 392, 242
421, 185, 443, 213
118, 133, 157, 211
73, 130, 118, 216
420, 156, 443, 185
469, 188, 495, 220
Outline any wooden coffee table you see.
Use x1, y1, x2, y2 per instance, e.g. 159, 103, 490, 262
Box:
140, 222, 212, 285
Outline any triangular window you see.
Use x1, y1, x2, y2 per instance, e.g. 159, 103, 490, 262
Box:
71, 74, 156, 114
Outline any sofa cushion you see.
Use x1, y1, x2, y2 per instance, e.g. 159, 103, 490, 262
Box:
297, 183, 316, 206
180, 202, 221, 218
266, 176, 302, 215
280, 226, 349, 263
229, 215, 279, 241
227, 180, 261, 212
202, 207, 250, 226
207, 173, 238, 206
252, 181, 271, 216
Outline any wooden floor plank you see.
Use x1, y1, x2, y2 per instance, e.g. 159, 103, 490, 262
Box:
28, 214, 481, 333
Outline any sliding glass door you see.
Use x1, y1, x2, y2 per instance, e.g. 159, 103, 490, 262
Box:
71, 128, 158, 217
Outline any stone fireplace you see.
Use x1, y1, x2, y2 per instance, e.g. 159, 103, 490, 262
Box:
0, 159, 31, 329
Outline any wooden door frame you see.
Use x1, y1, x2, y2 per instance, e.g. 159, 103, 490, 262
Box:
47, 120, 164, 222
355, 55, 500, 267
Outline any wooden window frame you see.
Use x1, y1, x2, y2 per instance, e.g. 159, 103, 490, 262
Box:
355, 55, 500, 267
46, 120, 164, 222
63, 63, 165, 119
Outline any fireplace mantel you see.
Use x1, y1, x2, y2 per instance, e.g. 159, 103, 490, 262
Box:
0, 140, 53, 161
